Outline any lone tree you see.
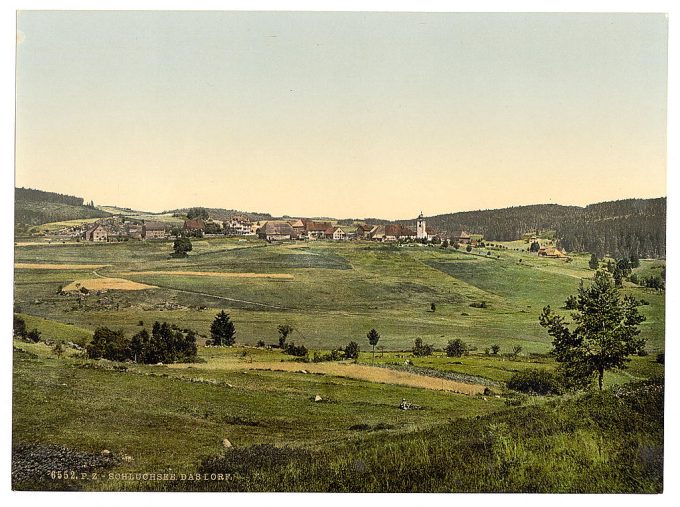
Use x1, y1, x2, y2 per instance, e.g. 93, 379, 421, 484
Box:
445, 338, 468, 358
367, 328, 380, 363
211, 311, 236, 346
539, 270, 646, 391
277, 324, 294, 349
589, 253, 599, 270
172, 237, 193, 257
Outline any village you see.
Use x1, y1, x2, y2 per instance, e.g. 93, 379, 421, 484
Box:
41, 211, 569, 258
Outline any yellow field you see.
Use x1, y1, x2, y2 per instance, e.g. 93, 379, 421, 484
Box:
169, 359, 486, 395
63, 277, 157, 291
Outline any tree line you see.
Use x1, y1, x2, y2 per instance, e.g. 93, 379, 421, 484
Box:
86, 322, 198, 364
15, 187, 87, 206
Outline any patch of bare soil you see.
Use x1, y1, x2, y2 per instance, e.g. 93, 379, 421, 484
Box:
63, 277, 157, 291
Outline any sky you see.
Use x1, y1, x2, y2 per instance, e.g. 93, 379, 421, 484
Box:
15, 11, 668, 219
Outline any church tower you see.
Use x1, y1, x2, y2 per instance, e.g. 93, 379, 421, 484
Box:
416, 212, 427, 240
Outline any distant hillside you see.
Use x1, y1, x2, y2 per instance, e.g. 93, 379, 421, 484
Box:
168, 207, 273, 222
15, 187, 110, 226
402, 198, 665, 258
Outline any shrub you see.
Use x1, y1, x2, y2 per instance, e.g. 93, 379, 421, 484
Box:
284, 342, 308, 357
445, 338, 468, 358
469, 301, 488, 309
256, 340, 266, 348
13, 315, 27, 339
656, 352, 664, 365
490, 344, 500, 355
506, 368, 563, 395
412, 337, 433, 357
344, 341, 360, 360
26, 329, 41, 343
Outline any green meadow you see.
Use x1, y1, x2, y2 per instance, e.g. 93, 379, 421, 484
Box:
12, 235, 665, 491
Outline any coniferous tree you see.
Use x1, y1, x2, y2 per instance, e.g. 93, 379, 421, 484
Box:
539, 270, 646, 390
211, 311, 236, 346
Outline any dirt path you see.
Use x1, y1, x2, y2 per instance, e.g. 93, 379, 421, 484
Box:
169, 360, 486, 395
15, 262, 111, 270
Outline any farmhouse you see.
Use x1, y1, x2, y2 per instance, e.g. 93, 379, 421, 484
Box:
127, 224, 144, 240
355, 223, 374, 239
84, 223, 108, 242
183, 219, 205, 233
257, 221, 297, 241
538, 246, 568, 258
304, 220, 333, 240
325, 226, 348, 241
368, 224, 416, 242
451, 231, 472, 244
288, 219, 306, 236
142, 222, 167, 240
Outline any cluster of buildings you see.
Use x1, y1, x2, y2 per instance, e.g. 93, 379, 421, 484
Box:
65, 212, 482, 248
82, 219, 169, 242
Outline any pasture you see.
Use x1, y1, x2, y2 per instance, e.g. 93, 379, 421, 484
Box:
12, 234, 665, 491
14, 236, 665, 352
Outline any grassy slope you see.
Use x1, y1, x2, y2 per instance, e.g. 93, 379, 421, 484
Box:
14, 239, 665, 353
13, 340, 662, 492
12, 342, 504, 491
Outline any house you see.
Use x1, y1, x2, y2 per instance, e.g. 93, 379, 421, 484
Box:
183, 219, 205, 233
368, 224, 416, 242
143, 221, 167, 240
538, 246, 568, 258
288, 219, 306, 236
257, 221, 296, 241
84, 223, 108, 242
355, 223, 374, 239
127, 224, 144, 240
304, 220, 333, 240
226, 215, 254, 236
451, 230, 472, 244
325, 226, 348, 241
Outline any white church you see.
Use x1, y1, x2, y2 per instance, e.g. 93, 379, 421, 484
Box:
416, 212, 434, 241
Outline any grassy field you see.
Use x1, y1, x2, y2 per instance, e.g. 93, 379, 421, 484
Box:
12, 235, 665, 491
14, 237, 665, 352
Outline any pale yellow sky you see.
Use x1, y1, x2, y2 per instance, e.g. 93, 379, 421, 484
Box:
15, 12, 667, 219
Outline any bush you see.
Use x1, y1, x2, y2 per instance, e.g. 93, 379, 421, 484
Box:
506, 368, 563, 395
490, 344, 500, 355
656, 352, 664, 365
469, 301, 488, 309
445, 339, 468, 357
412, 338, 433, 357
13, 315, 27, 339
284, 342, 308, 357
344, 341, 360, 360
256, 340, 266, 348
26, 329, 41, 343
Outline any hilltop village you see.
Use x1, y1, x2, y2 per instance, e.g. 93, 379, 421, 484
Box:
38, 211, 569, 257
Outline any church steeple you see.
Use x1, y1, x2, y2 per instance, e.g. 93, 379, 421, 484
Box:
416, 212, 427, 239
